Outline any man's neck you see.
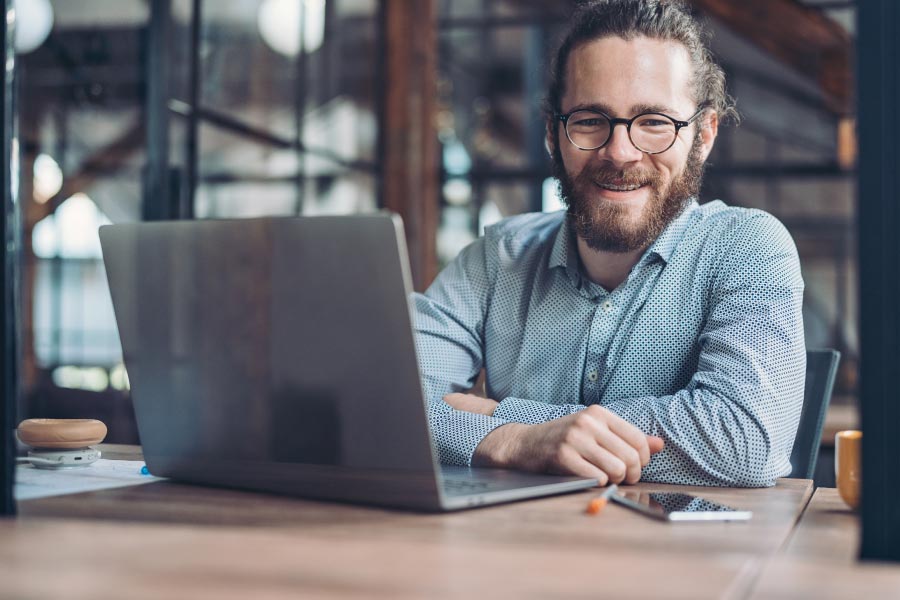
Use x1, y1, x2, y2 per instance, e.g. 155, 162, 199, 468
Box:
576, 236, 647, 292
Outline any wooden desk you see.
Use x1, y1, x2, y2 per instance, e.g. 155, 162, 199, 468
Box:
3, 451, 810, 600
5, 451, 898, 599
751, 487, 900, 598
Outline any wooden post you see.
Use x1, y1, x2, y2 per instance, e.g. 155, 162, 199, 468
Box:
380, 0, 439, 291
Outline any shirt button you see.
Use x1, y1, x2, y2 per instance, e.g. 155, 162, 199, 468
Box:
602, 300, 613, 313
587, 370, 599, 382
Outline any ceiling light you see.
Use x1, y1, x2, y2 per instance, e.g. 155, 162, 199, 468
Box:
258, 0, 326, 57
33, 153, 62, 203
14, 0, 53, 54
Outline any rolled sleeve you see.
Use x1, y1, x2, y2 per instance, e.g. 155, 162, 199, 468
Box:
413, 236, 510, 465
493, 397, 586, 424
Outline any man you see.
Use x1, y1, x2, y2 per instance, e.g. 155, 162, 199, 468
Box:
413, 0, 805, 487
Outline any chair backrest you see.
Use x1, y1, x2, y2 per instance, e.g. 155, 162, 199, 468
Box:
789, 349, 841, 479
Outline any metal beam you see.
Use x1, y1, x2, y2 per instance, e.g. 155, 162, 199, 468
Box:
689, 0, 853, 114
43, 121, 145, 213
144, 0, 173, 220
184, 0, 201, 220
168, 100, 378, 173
524, 24, 547, 213
464, 161, 852, 183
857, 0, 900, 563
0, 0, 14, 517
438, 15, 566, 29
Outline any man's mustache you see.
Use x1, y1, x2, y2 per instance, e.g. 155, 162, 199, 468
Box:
580, 165, 662, 187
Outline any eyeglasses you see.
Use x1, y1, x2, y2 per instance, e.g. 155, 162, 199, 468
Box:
556, 105, 708, 155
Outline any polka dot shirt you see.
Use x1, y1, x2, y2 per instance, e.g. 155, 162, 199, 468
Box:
412, 200, 806, 487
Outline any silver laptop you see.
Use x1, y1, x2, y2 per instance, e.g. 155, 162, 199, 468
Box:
99, 214, 596, 511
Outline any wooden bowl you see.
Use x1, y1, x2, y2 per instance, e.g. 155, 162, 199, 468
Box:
17, 419, 107, 449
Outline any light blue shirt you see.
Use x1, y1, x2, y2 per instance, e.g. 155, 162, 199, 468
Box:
412, 200, 806, 487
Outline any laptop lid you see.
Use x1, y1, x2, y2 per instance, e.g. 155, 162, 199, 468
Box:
100, 214, 447, 510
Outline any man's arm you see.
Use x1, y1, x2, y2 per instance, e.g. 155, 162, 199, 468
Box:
414, 236, 512, 466
416, 229, 661, 482
444, 393, 665, 484
464, 214, 805, 487
613, 215, 805, 487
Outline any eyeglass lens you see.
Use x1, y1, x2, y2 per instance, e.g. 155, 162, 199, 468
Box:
565, 110, 678, 153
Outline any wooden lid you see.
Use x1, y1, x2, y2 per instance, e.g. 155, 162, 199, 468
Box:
17, 419, 108, 449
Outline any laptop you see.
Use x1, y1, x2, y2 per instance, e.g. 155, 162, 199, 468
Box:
99, 213, 596, 511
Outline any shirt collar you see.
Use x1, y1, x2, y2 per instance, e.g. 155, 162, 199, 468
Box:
642, 199, 699, 265
549, 198, 700, 276
549, 216, 577, 281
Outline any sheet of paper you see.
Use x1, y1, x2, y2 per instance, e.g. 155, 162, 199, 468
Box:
15, 459, 166, 501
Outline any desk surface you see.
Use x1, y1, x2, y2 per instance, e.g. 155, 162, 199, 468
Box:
751, 487, 900, 599
2, 448, 897, 599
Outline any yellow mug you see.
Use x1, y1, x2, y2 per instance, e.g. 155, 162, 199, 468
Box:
835, 430, 862, 509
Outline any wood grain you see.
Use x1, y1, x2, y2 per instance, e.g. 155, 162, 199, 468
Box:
750, 487, 900, 598
6, 471, 814, 599
381, 0, 439, 291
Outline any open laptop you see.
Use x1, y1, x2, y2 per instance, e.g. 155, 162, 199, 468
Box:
99, 214, 596, 511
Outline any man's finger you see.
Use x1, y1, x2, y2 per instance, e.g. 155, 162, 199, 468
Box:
590, 426, 642, 484
565, 429, 630, 484
647, 435, 665, 454
549, 448, 610, 485
603, 410, 652, 465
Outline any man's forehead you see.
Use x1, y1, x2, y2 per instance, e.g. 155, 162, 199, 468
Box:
562, 36, 695, 113
565, 101, 682, 117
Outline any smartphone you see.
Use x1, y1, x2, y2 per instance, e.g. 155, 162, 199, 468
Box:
611, 490, 752, 521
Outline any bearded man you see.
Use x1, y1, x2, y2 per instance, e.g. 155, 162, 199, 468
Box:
412, 0, 805, 487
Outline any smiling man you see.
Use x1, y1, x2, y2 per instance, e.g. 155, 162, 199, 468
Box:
413, 0, 806, 487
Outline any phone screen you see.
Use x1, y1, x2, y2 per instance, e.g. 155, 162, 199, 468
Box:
612, 491, 753, 521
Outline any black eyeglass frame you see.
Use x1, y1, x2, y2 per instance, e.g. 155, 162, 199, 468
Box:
555, 104, 709, 155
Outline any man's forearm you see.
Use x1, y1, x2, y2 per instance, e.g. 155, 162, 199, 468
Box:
471, 422, 530, 468
492, 396, 587, 423
603, 387, 794, 487
426, 399, 511, 466
471, 390, 794, 487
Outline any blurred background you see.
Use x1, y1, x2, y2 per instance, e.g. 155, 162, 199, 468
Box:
12, 0, 855, 482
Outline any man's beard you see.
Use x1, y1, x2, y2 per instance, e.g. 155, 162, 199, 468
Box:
552, 132, 706, 253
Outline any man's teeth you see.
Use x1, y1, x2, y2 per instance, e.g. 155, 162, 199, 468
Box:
597, 182, 643, 191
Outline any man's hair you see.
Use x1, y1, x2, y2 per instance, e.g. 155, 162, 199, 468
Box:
545, 0, 739, 126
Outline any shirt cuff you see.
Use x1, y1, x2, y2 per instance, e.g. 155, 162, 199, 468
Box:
431, 409, 511, 466
493, 397, 586, 424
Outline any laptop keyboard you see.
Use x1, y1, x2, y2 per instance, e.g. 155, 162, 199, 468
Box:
442, 478, 492, 495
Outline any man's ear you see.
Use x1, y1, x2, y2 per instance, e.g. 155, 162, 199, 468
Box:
698, 110, 719, 162
545, 122, 558, 159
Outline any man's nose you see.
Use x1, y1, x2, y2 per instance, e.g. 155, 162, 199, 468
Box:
598, 123, 643, 167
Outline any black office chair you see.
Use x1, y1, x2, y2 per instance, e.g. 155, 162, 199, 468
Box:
789, 349, 841, 480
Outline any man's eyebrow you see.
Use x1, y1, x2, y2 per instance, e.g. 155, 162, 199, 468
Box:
630, 103, 678, 116
562, 102, 680, 117
564, 102, 613, 115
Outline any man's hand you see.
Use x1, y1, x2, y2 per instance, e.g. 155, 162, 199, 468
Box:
443, 392, 499, 416
471, 405, 665, 485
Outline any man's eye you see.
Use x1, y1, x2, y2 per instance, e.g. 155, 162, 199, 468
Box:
572, 118, 605, 127
638, 119, 671, 128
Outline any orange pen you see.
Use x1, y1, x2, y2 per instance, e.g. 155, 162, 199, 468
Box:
586, 484, 619, 515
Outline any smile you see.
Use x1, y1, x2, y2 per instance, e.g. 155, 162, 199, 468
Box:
595, 182, 645, 192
